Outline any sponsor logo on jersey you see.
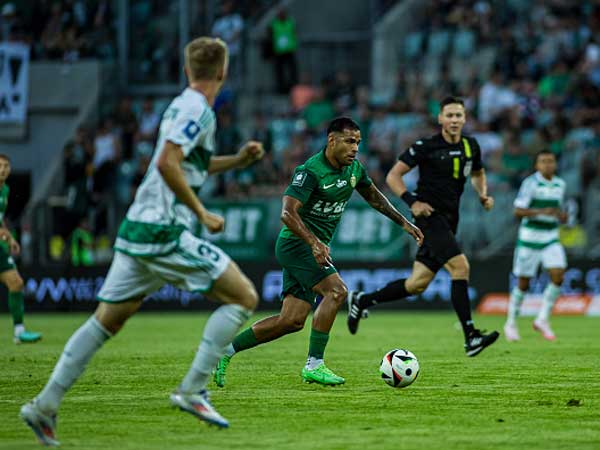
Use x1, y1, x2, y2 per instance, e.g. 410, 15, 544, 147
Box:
322, 182, 335, 189
449, 150, 462, 156
336, 179, 348, 188
311, 200, 347, 216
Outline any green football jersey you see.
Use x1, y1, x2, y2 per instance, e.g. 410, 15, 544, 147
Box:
0, 184, 8, 223
279, 149, 372, 244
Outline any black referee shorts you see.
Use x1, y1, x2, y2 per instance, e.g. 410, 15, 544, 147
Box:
414, 213, 462, 273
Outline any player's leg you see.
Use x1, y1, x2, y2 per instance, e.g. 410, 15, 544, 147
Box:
21, 252, 155, 446
163, 233, 257, 427
505, 245, 538, 341
0, 267, 42, 343
504, 276, 529, 341
214, 293, 311, 387
347, 259, 436, 334
301, 272, 347, 385
347, 216, 444, 334
445, 254, 499, 356
533, 243, 567, 340
215, 250, 315, 387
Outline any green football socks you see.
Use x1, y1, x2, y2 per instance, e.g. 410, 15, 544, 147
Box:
232, 327, 259, 352
308, 329, 329, 359
8, 291, 24, 325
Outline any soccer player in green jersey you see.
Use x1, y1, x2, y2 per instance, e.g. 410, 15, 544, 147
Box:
0, 154, 42, 344
214, 117, 423, 386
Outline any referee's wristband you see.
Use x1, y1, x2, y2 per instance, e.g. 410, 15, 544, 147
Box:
401, 191, 418, 207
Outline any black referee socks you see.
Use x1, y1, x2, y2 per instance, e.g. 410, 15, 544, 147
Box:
451, 279, 475, 339
358, 279, 409, 309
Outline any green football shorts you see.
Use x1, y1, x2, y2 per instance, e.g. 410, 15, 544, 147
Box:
275, 236, 337, 304
0, 244, 16, 273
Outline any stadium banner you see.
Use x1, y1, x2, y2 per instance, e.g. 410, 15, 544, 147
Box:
0, 42, 29, 124
196, 200, 272, 260
330, 202, 412, 261
11, 258, 600, 313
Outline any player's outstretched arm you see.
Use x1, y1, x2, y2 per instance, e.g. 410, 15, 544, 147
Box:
471, 169, 494, 211
208, 141, 264, 174
280, 195, 333, 266
158, 141, 224, 233
356, 183, 424, 246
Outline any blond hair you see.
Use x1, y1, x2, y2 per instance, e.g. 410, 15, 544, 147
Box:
184, 37, 228, 81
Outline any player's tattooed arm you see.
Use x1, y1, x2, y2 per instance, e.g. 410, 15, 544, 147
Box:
280, 196, 333, 266
356, 184, 424, 246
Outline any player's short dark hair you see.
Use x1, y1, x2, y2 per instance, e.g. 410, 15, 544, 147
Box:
534, 149, 555, 163
327, 117, 360, 135
0, 153, 10, 162
440, 96, 465, 110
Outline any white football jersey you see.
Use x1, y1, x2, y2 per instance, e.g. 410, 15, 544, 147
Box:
115, 88, 216, 256
514, 171, 566, 249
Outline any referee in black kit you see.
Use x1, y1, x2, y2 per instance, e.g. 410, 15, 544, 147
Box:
347, 96, 499, 356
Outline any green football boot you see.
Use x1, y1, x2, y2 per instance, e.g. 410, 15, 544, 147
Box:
14, 330, 42, 344
301, 364, 345, 385
213, 354, 232, 388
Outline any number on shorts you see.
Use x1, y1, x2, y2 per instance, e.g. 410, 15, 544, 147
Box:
198, 243, 220, 262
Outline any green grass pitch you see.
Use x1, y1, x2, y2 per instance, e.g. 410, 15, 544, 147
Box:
1, 312, 599, 450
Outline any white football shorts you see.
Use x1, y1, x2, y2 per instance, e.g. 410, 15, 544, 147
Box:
97, 230, 230, 302
512, 242, 567, 278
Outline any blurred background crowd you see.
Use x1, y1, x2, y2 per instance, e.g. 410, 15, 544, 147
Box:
2, 0, 599, 264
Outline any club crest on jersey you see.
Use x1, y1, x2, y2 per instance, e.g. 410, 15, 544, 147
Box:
350, 175, 357, 188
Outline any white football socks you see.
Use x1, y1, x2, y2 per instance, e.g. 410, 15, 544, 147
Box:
37, 316, 112, 413
506, 287, 525, 324
180, 304, 252, 394
223, 343, 236, 357
305, 356, 323, 370
538, 283, 561, 322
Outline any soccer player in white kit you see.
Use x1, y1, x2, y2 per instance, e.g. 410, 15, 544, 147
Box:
20, 37, 265, 445
504, 150, 567, 342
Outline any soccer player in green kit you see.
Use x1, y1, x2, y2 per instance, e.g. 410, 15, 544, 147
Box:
0, 154, 42, 344
214, 117, 423, 386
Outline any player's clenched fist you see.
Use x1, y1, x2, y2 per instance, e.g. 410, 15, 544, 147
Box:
199, 210, 225, 233
479, 195, 494, 211
238, 141, 265, 167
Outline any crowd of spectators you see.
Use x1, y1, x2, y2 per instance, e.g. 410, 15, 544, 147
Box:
1, 0, 115, 60
205, 1, 600, 223
7, 0, 598, 256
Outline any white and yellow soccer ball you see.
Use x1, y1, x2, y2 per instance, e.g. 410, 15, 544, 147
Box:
379, 349, 420, 388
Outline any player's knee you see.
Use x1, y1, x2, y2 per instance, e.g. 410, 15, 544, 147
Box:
7, 274, 24, 292
450, 260, 470, 280
329, 283, 348, 305
407, 277, 429, 294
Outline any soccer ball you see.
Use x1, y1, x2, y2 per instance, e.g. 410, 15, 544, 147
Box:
379, 349, 420, 388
